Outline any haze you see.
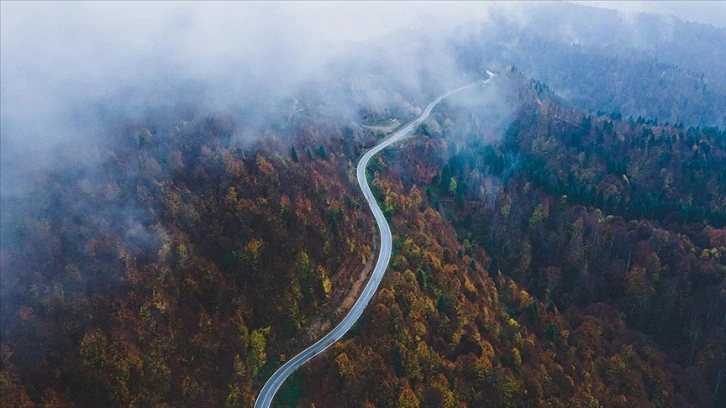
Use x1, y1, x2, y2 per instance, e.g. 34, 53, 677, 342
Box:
0, 2, 504, 195
2, 1, 724, 198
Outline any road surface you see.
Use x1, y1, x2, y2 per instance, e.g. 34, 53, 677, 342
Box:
254, 72, 495, 408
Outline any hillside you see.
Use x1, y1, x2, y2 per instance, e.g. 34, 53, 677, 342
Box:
285, 72, 726, 407
2, 2, 725, 408
2, 71, 724, 407
0, 113, 382, 406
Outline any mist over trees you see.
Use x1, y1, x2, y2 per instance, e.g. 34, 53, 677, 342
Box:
1, 2, 725, 407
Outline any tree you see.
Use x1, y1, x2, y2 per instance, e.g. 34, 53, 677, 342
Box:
247, 326, 271, 376
318, 144, 328, 160
398, 385, 421, 408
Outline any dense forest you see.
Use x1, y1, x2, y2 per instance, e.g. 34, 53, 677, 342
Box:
1, 68, 724, 407
3, 3, 726, 407
0, 112, 381, 406
287, 71, 726, 407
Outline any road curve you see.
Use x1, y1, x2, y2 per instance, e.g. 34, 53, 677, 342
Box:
254, 73, 495, 408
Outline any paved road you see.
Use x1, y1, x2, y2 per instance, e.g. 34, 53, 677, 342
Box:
254, 72, 495, 408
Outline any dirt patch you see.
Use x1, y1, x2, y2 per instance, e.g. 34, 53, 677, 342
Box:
336, 257, 375, 314
301, 228, 378, 343
362, 118, 400, 134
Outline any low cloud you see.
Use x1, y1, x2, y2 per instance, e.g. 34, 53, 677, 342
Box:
0, 2, 510, 197
4, 1, 720, 198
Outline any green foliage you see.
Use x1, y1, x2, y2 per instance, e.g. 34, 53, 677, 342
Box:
317, 90, 725, 408
276, 369, 305, 407
318, 144, 328, 160
248, 326, 271, 376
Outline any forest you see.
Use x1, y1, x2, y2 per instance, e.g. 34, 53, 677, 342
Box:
4, 3, 726, 406
1, 68, 724, 407
288, 70, 725, 407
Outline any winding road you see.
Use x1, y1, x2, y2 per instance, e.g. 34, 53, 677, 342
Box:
254, 72, 495, 408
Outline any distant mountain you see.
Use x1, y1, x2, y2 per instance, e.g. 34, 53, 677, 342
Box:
451, 2, 726, 127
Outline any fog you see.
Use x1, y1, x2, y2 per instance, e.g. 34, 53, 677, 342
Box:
0, 0, 522, 349
0, 2, 512, 197
2, 1, 725, 200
